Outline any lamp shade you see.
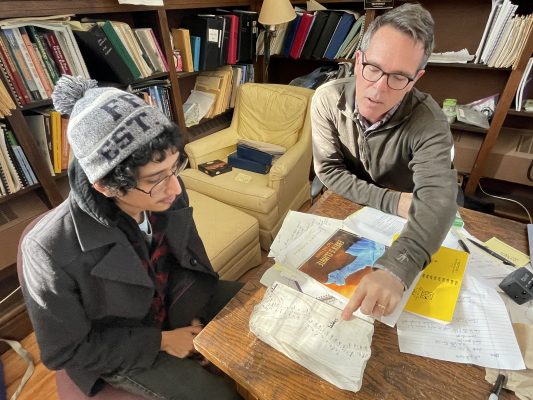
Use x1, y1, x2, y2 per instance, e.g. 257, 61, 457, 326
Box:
258, 0, 296, 25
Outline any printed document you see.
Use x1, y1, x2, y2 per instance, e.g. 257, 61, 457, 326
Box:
397, 274, 525, 370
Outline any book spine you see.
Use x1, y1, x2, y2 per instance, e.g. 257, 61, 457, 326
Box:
100, 21, 142, 80
1, 29, 40, 101
1, 131, 24, 190
11, 28, 48, 99
43, 31, 72, 76
0, 33, 31, 105
149, 28, 168, 71
50, 110, 62, 173
19, 28, 53, 98
26, 26, 60, 84
0, 54, 22, 107
4, 129, 30, 186
0, 156, 11, 194
60, 115, 69, 171
51, 30, 77, 76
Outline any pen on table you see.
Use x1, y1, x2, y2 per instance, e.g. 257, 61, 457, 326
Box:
488, 373, 505, 400
466, 238, 516, 266
458, 239, 470, 254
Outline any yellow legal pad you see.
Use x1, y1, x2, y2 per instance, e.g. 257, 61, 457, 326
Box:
404, 246, 469, 323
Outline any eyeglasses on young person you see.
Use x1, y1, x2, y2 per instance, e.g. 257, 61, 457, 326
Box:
360, 52, 417, 90
134, 157, 189, 197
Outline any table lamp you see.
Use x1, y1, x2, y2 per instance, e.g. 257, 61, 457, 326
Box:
258, 0, 296, 82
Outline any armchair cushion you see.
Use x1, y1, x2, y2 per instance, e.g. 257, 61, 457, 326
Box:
237, 84, 308, 149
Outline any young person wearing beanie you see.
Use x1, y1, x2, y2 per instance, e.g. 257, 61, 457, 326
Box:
20, 76, 242, 399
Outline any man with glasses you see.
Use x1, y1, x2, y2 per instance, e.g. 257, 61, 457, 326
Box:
20, 76, 242, 399
311, 4, 457, 320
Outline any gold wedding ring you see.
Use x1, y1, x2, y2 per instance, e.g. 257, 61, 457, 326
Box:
376, 303, 386, 312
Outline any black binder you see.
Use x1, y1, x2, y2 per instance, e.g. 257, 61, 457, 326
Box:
232, 10, 258, 63
300, 11, 328, 59
311, 11, 342, 59
73, 24, 135, 84
181, 16, 222, 71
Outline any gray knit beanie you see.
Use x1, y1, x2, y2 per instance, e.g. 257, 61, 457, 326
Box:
52, 75, 172, 183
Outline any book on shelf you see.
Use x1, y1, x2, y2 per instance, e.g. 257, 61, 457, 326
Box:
190, 35, 201, 72
300, 11, 328, 59
25, 25, 61, 85
72, 22, 137, 84
49, 110, 62, 174
98, 21, 142, 80
232, 10, 258, 63
198, 159, 232, 176
4, 129, 38, 186
226, 14, 239, 64
0, 127, 23, 193
25, 113, 55, 176
311, 11, 342, 59
171, 28, 194, 73
335, 14, 365, 59
0, 34, 30, 106
281, 13, 302, 58
289, 12, 315, 60
134, 28, 167, 73
19, 27, 54, 97
181, 16, 223, 72
323, 11, 358, 60
0, 29, 42, 101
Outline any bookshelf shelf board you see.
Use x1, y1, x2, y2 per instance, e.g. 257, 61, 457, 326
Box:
0, 185, 41, 206
426, 62, 512, 71
164, 0, 251, 10
177, 71, 199, 79
0, 0, 156, 18
507, 109, 533, 118
450, 121, 488, 135
20, 100, 53, 112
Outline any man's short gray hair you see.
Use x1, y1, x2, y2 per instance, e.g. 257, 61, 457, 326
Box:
359, 3, 434, 69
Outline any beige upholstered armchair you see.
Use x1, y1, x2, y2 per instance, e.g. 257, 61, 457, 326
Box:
180, 83, 314, 250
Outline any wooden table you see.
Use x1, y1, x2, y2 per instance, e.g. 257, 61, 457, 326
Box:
194, 191, 528, 400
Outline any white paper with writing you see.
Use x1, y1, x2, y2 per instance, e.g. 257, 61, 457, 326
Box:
397, 274, 526, 370
249, 282, 374, 392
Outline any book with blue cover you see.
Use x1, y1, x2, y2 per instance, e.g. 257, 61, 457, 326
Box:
323, 12, 356, 60
236, 143, 274, 166
228, 152, 270, 174
190, 35, 201, 71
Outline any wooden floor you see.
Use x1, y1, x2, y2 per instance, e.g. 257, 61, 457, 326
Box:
1, 197, 317, 400
2, 332, 58, 400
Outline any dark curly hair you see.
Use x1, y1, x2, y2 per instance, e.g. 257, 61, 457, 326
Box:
99, 123, 184, 195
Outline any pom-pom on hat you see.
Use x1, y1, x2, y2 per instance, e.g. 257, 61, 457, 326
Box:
52, 75, 171, 183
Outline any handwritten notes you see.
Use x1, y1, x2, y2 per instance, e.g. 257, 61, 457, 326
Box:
397, 275, 525, 370
249, 282, 374, 392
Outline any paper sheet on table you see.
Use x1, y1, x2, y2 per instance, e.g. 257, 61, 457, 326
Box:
343, 207, 460, 249
269, 211, 343, 258
249, 282, 374, 392
397, 274, 526, 370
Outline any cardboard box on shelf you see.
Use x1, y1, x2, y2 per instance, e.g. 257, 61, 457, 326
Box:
453, 129, 533, 187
